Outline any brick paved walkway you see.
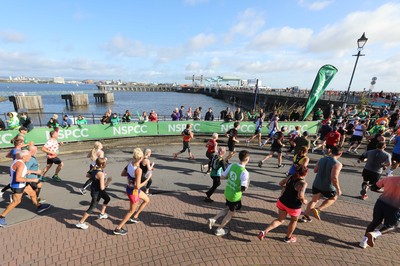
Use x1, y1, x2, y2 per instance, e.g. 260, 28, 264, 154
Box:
0, 190, 398, 266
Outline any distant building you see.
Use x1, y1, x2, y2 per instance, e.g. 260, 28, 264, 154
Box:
53, 77, 65, 84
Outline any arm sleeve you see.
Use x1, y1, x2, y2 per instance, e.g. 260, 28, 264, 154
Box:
240, 170, 249, 187
222, 164, 232, 177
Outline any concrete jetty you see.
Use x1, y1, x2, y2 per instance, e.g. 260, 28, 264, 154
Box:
61, 94, 89, 107
8, 95, 43, 111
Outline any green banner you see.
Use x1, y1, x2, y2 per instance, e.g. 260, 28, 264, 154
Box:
0, 121, 318, 149
302, 64, 338, 121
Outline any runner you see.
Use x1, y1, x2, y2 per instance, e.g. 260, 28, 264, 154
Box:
347, 120, 367, 154
76, 158, 112, 230
262, 116, 279, 146
173, 124, 194, 159
258, 127, 287, 168
246, 114, 265, 147
324, 126, 341, 153
286, 146, 309, 177
366, 129, 385, 151
25, 146, 45, 203
357, 142, 391, 200
312, 121, 332, 154
224, 122, 240, 162
204, 147, 227, 203
79, 141, 105, 195
41, 130, 64, 182
207, 150, 250, 236
201, 133, 218, 173
257, 165, 308, 243
386, 132, 400, 176
140, 148, 155, 195
0, 150, 51, 227
300, 146, 343, 222
114, 148, 151, 235
286, 126, 301, 155
359, 175, 400, 248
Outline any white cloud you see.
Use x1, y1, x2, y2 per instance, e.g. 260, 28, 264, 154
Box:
185, 61, 202, 71
102, 35, 152, 57
0, 30, 26, 43
225, 8, 265, 43
298, 0, 333, 11
187, 33, 216, 50
250, 27, 313, 50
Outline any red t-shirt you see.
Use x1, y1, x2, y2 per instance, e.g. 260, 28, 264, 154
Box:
325, 131, 341, 146
206, 139, 217, 153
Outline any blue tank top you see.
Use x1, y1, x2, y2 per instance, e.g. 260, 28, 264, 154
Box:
125, 163, 138, 194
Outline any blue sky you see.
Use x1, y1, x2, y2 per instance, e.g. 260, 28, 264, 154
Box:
0, 0, 399, 91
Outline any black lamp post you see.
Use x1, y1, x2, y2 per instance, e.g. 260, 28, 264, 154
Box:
343, 32, 368, 109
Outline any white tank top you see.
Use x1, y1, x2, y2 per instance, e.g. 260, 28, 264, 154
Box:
10, 159, 27, 189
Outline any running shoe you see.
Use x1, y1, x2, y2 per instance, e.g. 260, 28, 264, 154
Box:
76, 222, 89, 230
204, 197, 214, 203
38, 175, 45, 182
360, 183, 368, 196
37, 204, 51, 213
359, 239, 368, 249
278, 164, 285, 169
360, 194, 368, 200
215, 228, 228, 236
257, 231, 266, 241
258, 161, 263, 168
200, 164, 205, 173
188, 156, 195, 160
367, 231, 379, 247
0, 217, 6, 227
207, 218, 216, 230
283, 236, 297, 243
98, 213, 109, 219
299, 215, 312, 223
52, 175, 62, 182
113, 228, 127, 235
312, 208, 321, 220
79, 188, 87, 195
38, 198, 46, 204
0, 192, 3, 198
129, 218, 140, 223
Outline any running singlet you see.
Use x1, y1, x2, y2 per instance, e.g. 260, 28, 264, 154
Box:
90, 169, 103, 192
353, 124, 364, 136
125, 163, 138, 194
279, 177, 303, 209
182, 129, 191, 142
224, 163, 249, 202
10, 159, 27, 189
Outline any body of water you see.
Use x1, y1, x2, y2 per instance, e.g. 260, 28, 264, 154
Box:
0, 83, 236, 125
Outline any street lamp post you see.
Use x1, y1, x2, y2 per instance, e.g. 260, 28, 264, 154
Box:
343, 32, 368, 109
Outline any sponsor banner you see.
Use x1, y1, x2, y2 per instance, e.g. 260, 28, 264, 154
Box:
0, 121, 318, 149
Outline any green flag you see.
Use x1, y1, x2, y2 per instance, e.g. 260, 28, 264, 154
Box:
302, 64, 338, 121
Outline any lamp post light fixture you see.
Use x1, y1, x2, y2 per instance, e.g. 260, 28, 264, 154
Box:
343, 32, 368, 109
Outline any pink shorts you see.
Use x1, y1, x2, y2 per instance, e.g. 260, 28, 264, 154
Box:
127, 189, 141, 204
276, 200, 302, 217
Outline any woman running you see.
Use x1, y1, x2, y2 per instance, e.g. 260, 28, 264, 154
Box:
257, 165, 308, 243
140, 148, 155, 195
76, 158, 111, 230
114, 148, 151, 235
286, 146, 309, 177
79, 141, 106, 195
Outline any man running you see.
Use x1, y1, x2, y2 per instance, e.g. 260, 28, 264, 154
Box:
0, 150, 51, 227
173, 124, 194, 159
359, 175, 400, 248
207, 150, 250, 236
258, 127, 287, 168
225, 122, 240, 162
42, 130, 64, 181
300, 146, 343, 222
357, 142, 391, 200
246, 114, 265, 147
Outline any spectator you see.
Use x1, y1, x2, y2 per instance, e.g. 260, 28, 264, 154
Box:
139, 111, 149, 123
149, 110, 158, 122
186, 107, 193, 120
47, 116, 59, 131
234, 107, 243, 122
19, 112, 34, 132
60, 115, 73, 128
204, 108, 214, 121
171, 108, 180, 121
76, 115, 87, 127
193, 107, 202, 120
0, 118, 6, 131
224, 111, 234, 122
220, 107, 229, 120
6, 112, 20, 130
100, 111, 111, 124
122, 110, 132, 122
110, 113, 120, 126
179, 106, 185, 121
289, 109, 301, 121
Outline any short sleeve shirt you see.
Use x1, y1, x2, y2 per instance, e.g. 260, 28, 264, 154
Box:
44, 138, 59, 159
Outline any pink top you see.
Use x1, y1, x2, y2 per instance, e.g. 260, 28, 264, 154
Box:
377, 176, 400, 208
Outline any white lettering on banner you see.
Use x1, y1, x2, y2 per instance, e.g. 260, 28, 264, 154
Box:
113, 125, 148, 135
283, 124, 308, 132
221, 124, 234, 132
240, 125, 254, 133
167, 123, 200, 132
0, 133, 13, 144
58, 128, 89, 139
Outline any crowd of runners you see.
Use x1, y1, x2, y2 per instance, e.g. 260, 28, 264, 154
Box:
0, 104, 398, 249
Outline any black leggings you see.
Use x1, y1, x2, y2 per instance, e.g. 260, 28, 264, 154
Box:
206, 176, 221, 198
86, 190, 110, 214
141, 175, 152, 190
366, 199, 400, 233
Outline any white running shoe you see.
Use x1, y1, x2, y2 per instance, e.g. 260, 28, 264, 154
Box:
76, 222, 89, 230
215, 228, 228, 236
208, 218, 216, 230
98, 213, 109, 219
359, 237, 368, 249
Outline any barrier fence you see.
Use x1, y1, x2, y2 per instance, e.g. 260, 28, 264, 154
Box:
0, 121, 318, 149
